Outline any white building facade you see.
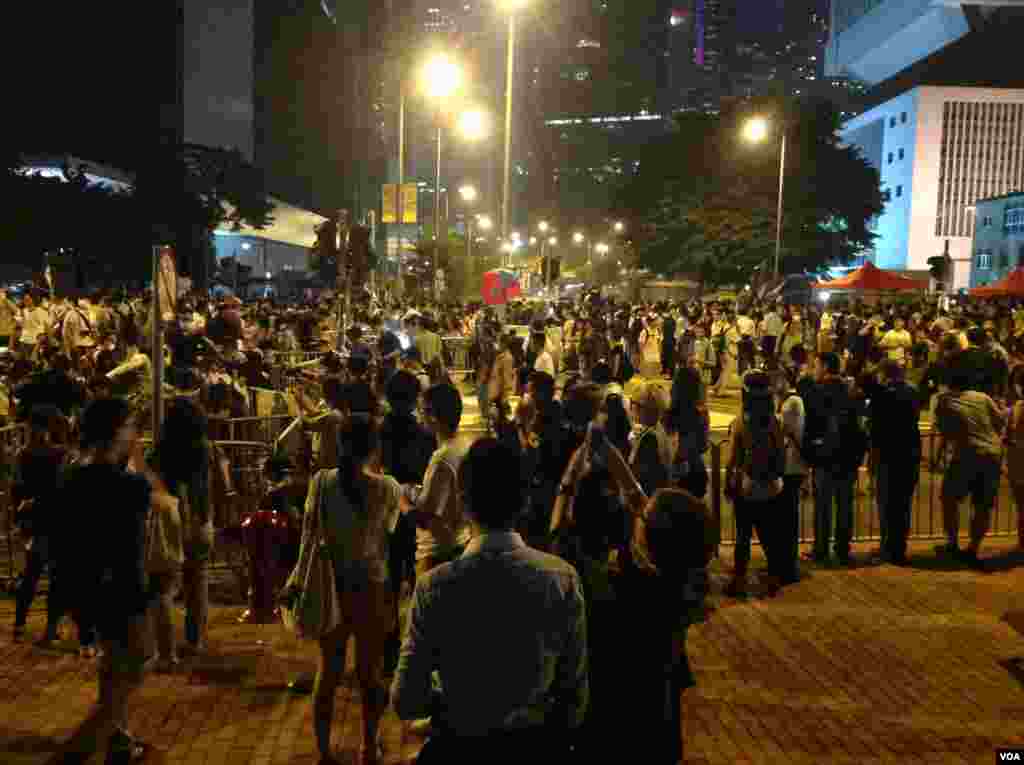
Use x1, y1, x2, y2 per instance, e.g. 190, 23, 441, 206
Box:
840, 86, 1024, 289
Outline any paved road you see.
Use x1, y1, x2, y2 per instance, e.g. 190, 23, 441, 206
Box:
2, 539, 1022, 765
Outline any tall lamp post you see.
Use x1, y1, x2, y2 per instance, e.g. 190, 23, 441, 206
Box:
421, 53, 463, 299
499, 0, 528, 239
743, 116, 786, 279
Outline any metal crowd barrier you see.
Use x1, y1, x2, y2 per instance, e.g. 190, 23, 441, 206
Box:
265, 350, 323, 367
708, 426, 1021, 547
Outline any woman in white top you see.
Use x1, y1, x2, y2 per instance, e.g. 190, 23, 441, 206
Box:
306, 415, 400, 765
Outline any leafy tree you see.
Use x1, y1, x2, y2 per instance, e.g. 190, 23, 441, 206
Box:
615, 98, 885, 287
0, 143, 274, 291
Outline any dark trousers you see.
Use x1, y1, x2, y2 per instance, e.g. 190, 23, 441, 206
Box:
813, 469, 855, 560
733, 495, 779, 578
15, 544, 96, 645
775, 475, 804, 582
877, 458, 919, 562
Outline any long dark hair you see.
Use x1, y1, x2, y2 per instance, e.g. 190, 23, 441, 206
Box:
154, 397, 210, 488
336, 415, 379, 513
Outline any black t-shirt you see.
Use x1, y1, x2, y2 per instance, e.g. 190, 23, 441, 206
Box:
55, 463, 152, 636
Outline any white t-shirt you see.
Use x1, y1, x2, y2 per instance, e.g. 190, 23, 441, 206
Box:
779, 394, 806, 476
534, 350, 555, 378
414, 441, 472, 563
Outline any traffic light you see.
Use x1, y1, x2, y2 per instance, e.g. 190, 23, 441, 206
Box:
927, 255, 947, 281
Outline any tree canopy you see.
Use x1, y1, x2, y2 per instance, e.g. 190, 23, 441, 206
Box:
614, 97, 885, 287
0, 144, 274, 291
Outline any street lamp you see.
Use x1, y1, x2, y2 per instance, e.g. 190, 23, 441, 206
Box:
538, 220, 549, 233
478, 215, 493, 231
421, 53, 465, 298
458, 184, 478, 202
743, 115, 786, 279
573, 231, 585, 244
529, 236, 537, 246
499, 0, 529, 239
595, 242, 610, 255
457, 109, 489, 142
613, 221, 625, 234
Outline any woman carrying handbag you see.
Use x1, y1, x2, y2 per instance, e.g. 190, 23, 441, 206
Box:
283, 415, 401, 765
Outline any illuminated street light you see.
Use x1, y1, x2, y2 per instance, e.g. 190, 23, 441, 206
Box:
743, 116, 769, 144
613, 221, 625, 233
459, 184, 478, 202
573, 232, 585, 244
458, 109, 489, 141
241, 243, 252, 251
538, 221, 549, 233
743, 115, 785, 278
477, 214, 493, 230
595, 242, 610, 255
529, 236, 538, 245
548, 236, 557, 246
421, 53, 462, 100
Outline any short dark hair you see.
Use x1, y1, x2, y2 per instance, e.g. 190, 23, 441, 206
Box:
819, 351, 841, 376
459, 438, 524, 529
423, 383, 462, 434
80, 397, 134, 451
340, 381, 376, 415
386, 370, 422, 413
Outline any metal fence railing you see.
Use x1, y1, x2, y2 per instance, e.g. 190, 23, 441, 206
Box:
708, 426, 1020, 547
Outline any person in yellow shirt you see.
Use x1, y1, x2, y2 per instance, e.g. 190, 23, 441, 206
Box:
879, 316, 913, 365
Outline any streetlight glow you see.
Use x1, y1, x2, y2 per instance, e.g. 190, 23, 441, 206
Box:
477, 215, 493, 230
459, 185, 478, 202
743, 116, 769, 143
538, 221, 549, 233
458, 109, 488, 141
421, 53, 462, 100
613, 221, 625, 233
595, 242, 609, 255
548, 236, 557, 246
573, 232, 585, 244
529, 236, 537, 245
499, 0, 528, 9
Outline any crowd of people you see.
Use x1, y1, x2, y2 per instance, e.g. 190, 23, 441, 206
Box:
4, 282, 1024, 765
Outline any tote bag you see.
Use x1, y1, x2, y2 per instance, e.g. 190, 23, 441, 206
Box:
281, 470, 342, 639
146, 486, 185, 573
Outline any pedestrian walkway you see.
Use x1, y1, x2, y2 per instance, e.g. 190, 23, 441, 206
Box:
1, 540, 1022, 764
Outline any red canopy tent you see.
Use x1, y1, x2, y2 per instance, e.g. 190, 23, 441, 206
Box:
813, 261, 926, 292
969, 267, 1024, 298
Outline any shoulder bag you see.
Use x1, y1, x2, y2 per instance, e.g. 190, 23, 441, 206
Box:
281, 470, 342, 639
146, 478, 185, 573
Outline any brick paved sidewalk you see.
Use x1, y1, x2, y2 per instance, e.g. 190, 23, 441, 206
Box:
2, 540, 1023, 765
